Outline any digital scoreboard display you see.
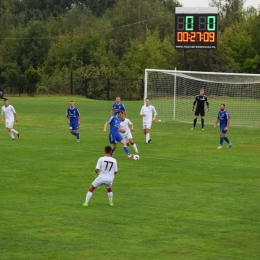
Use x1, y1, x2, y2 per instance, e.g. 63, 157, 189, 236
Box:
175, 7, 218, 49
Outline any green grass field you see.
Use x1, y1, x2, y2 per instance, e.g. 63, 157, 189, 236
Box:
1, 96, 260, 260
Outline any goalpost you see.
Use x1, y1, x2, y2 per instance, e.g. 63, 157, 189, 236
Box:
144, 69, 260, 128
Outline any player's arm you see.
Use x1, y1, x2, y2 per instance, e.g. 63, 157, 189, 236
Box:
78, 115, 81, 125
111, 106, 114, 116
13, 112, 18, 122
140, 107, 145, 117
152, 108, 157, 122
130, 122, 134, 132
192, 100, 196, 111
103, 122, 108, 132
206, 97, 209, 111
214, 118, 219, 128
95, 168, 100, 175
225, 119, 230, 130
114, 161, 118, 175
1, 111, 4, 122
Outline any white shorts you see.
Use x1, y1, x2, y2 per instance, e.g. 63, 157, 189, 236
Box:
5, 120, 14, 129
92, 175, 113, 189
121, 132, 133, 143
143, 121, 152, 129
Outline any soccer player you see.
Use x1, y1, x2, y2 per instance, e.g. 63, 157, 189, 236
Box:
66, 100, 80, 142
140, 97, 157, 144
0, 85, 4, 99
191, 88, 209, 130
214, 103, 232, 149
83, 146, 118, 207
111, 96, 127, 117
119, 113, 139, 154
1, 99, 20, 140
104, 111, 132, 158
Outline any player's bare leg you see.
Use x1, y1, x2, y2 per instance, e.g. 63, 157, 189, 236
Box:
111, 144, 117, 155
129, 138, 138, 153
144, 128, 151, 144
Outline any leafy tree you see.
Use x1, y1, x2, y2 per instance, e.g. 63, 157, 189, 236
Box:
7, 69, 19, 93
123, 29, 179, 77
0, 0, 25, 36
107, 0, 174, 57
210, 0, 245, 31
25, 66, 40, 95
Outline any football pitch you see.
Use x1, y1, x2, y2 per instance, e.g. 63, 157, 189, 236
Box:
1, 96, 260, 260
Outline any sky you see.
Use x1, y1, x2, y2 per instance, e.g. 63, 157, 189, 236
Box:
179, 0, 260, 9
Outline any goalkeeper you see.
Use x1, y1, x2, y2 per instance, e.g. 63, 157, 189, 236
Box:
191, 88, 209, 130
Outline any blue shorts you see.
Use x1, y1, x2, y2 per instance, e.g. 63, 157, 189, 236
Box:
109, 132, 123, 144
220, 127, 227, 134
69, 122, 79, 131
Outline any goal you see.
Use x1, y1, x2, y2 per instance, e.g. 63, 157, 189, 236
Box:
144, 69, 260, 128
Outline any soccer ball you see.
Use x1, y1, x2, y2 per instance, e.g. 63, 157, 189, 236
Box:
133, 154, 140, 160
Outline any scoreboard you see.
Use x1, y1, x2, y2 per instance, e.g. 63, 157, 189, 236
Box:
175, 7, 218, 49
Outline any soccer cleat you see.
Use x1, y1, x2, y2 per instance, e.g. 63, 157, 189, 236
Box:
148, 139, 151, 143
228, 143, 233, 148
17, 133, 21, 139
127, 154, 133, 158
76, 139, 80, 142
135, 150, 139, 153
109, 202, 114, 206
217, 146, 222, 149
12, 138, 16, 140
83, 202, 88, 207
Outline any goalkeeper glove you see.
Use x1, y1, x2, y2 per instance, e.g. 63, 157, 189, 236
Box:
191, 106, 194, 112
207, 107, 210, 111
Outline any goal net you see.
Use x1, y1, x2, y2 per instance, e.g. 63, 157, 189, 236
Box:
144, 69, 260, 128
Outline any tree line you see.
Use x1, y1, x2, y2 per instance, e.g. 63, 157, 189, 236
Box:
0, 0, 259, 96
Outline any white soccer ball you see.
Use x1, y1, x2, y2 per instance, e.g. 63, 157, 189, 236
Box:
133, 154, 140, 160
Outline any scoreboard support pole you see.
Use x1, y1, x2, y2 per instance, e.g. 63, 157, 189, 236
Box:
183, 49, 187, 70
207, 49, 210, 71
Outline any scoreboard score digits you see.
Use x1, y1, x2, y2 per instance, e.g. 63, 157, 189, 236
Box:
175, 7, 218, 49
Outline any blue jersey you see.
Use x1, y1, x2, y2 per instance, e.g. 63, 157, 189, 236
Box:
112, 102, 125, 116
217, 110, 230, 129
66, 107, 80, 123
107, 116, 123, 144
107, 116, 121, 133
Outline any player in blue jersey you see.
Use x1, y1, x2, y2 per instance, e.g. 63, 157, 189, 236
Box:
214, 104, 232, 149
66, 101, 80, 142
111, 96, 127, 117
104, 111, 132, 158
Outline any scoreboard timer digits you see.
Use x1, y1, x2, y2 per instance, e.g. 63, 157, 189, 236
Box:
175, 14, 218, 49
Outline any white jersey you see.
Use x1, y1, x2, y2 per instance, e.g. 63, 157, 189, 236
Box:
140, 105, 157, 122
1, 105, 16, 121
95, 156, 118, 181
119, 118, 132, 135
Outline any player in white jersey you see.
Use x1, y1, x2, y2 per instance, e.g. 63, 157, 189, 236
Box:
119, 113, 138, 153
83, 146, 118, 207
1, 99, 20, 140
140, 98, 157, 144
